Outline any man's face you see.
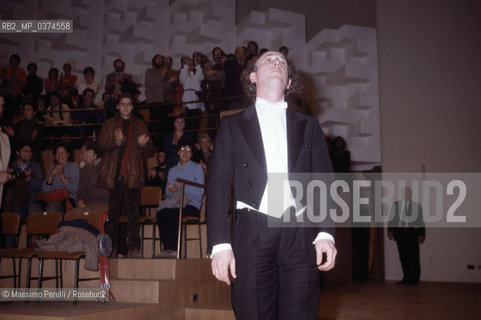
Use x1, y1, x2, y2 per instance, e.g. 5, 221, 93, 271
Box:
235, 46, 246, 62
50, 95, 60, 107
23, 104, 35, 120
117, 97, 134, 119
80, 146, 96, 165
9, 57, 19, 68
250, 51, 291, 91
177, 145, 193, 164
114, 60, 125, 73
163, 56, 173, 69
28, 65, 36, 75
17, 145, 33, 163
153, 55, 163, 68
83, 91, 94, 105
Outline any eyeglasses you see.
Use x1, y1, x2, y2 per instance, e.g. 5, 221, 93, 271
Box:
179, 147, 192, 152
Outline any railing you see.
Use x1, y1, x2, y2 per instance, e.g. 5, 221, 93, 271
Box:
35, 94, 246, 142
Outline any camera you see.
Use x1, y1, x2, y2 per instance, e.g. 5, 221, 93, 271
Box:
11, 168, 25, 180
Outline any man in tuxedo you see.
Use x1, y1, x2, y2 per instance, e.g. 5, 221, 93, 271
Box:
388, 187, 426, 285
207, 51, 337, 319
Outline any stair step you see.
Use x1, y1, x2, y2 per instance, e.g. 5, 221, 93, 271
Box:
110, 279, 160, 303
185, 302, 235, 320
109, 258, 176, 280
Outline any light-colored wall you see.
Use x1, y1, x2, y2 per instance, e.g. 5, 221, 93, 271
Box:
377, 0, 481, 282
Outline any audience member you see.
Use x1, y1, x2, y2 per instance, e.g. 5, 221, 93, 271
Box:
5, 54, 27, 99
75, 67, 99, 102
104, 59, 132, 94
44, 92, 71, 140
145, 54, 166, 104
97, 92, 155, 258
192, 133, 212, 174
224, 45, 247, 108
279, 46, 289, 57
22, 63, 43, 102
72, 88, 104, 138
164, 115, 193, 171
179, 54, 204, 136
44, 68, 60, 95
3, 143, 43, 219
147, 150, 167, 195
246, 40, 259, 62
156, 139, 204, 257
77, 140, 109, 211
13, 102, 43, 163
163, 55, 179, 106
29, 142, 79, 215
59, 63, 77, 99
203, 47, 226, 136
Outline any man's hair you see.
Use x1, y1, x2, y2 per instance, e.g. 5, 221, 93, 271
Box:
82, 88, 95, 97
27, 63, 37, 71
16, 141, 33, 153
242, 54, 301, 101
177, 137, 194, 151
9, 54, 20, 63
151, 54, 163, 66
48, 67, 59, 78
49, 91, 61, 99
113, 59, 124, 67
83, 66, 95, 76
63, 63, 71, 69
82, 139, 100, 156
118, 92, 133, 103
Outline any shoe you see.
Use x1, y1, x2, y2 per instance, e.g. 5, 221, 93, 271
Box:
127, 248, 142, 258
397, 279, 408, 285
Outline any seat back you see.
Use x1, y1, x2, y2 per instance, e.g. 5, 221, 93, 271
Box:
1, 212, 21, 235
26, 212, 63, 236
65, 210, 104, 232
140, 186, 163, 206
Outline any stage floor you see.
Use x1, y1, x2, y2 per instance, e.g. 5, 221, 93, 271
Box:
0, 281, 479, 320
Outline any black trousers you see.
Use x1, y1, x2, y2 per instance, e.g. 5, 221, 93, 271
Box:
108, 180, 140, 252
395, 228, 421, 283
156, 205, 200, 251
232, 209, 320, 320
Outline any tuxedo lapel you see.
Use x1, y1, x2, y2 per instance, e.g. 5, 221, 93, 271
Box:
239, 105, 266, 168
286, 108, 306, 172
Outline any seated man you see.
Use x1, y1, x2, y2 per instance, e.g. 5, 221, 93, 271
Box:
77, 140, 109, 212
156, 139, 204, 257
3, 142, 43, 220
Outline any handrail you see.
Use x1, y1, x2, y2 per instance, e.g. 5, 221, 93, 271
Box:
175, 178, 206, 259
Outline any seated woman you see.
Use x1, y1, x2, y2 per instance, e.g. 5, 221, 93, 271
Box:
156, 139, 204, 257
29, 142, 79, 215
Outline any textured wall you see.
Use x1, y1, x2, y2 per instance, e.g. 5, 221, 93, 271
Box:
0, 0, 380, 170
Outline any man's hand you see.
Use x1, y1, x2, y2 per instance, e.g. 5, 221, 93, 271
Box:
388, 232, 394, 241
137, 134, 150, 147
211, 249, 237, 285
315, 239, 337, 271
0, 170, 13, 184
77, 200, 87, 209
114, 128, 124, 146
